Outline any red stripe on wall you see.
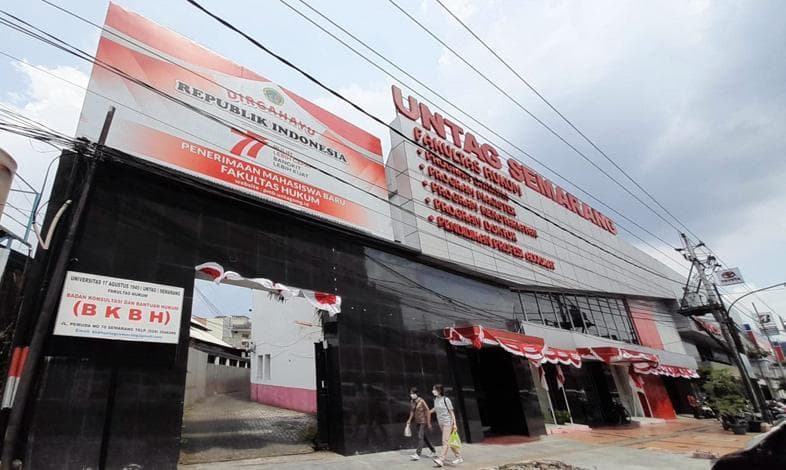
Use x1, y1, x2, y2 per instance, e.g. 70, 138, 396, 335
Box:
250, 383, 316, 415
641, 374, 676, 419
628, 304, 664, 349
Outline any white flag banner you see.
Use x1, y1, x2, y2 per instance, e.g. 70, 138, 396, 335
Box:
716, 268, 744, 286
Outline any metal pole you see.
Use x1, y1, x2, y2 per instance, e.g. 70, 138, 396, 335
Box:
679, 234, 764, 419
0, 108, 114, 469
753, 303, 786, 387
713, 283, 768, 421
557, 365, 574, 424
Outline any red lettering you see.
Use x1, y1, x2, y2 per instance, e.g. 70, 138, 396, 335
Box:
105, 306, 120, 319
150, 311, 165, 323
463, 132, 484, 161
555, 188, 572, 210
129, 309, 142, 321
536, 174, 555, 201
81, 303, 96, 317
419, 103, 446, 139
567, 194, 582, 215
444, 118, 464, 147
480, 143, 502, 170
392, 85, 420, 121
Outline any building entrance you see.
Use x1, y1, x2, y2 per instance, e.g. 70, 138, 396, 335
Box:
468, 348, 532, 437
178, 277, 319, 464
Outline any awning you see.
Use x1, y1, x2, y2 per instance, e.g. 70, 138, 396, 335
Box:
195, 262, 342, 314
632, 362, 699, 379
577, 346, 659, 367
446, 326, 545, 363
542, 347, 582, 368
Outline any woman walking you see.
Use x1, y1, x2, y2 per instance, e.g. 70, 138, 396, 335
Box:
406, 387, 435, 460
431, 384, 463, 467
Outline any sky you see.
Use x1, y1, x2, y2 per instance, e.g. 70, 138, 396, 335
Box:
0, 0, 784, 337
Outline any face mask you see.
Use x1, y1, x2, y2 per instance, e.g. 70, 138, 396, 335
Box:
432, 390, 439, 397
410, 394, 417, 400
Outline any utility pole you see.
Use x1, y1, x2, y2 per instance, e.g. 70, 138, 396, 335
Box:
679, 233, 765, 419
753, 302, 786, 388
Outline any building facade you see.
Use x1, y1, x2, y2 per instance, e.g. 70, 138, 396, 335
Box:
15, 4, 701, 468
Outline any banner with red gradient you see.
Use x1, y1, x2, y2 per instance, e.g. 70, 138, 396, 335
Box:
77, 2, 392, 239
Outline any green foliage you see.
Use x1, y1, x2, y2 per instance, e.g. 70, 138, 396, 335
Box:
702, 369, 749, 416
554, 409, 571, 425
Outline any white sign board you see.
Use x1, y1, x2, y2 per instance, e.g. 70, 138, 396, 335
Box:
54, 271, 183, 344
77, 3, 392, 241
758, 312, 779, 336
716, 268, 745, 286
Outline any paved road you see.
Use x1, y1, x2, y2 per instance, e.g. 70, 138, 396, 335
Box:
178, 391, 316, 464
181, 437, 712, 469
180, 417, 743, 469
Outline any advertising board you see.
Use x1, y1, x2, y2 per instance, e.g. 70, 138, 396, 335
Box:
386, 85, 683, 298
77, 3, 393, 240
54, 271, 184, 344
716, 268, 745, 286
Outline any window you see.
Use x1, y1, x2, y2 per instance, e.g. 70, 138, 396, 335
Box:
536, 294, 559, 328
257, 355, 265, 380
518, 292, 639, 344
576, 296, 598, 335
264, 353, 271, 381
520, 293, 543, 324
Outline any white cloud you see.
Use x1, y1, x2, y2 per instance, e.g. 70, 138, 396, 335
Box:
312, 81, 395, 159
0, 61, 88, 249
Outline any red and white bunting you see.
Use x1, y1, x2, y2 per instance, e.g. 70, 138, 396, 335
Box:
542, 347, 582, 368
538, 365, 549, 392
194, 262, 342, 314
628, 365, 645, 391
632, 362, 699, 379
445, 326, 544, 362
556, 364, 566, 389
195, 262, 225, 282
577, 346, 659, 367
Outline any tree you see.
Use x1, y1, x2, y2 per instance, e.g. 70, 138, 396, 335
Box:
702, 369, 749, 417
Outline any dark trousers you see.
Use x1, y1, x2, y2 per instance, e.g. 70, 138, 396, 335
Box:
416, 423, 435, 455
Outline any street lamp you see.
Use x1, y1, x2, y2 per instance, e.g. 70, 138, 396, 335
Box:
726, 282, 786, 315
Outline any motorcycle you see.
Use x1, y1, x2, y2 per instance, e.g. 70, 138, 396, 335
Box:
688, 394, 717, 419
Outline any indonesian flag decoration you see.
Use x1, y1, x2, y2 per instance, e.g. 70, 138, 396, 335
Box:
556, 364, 566, 390
628, 365, 645, 391
194, 262, 342, 315
539, 366, 549, 392
195, 262, 226, 283
302, 290, 342, 315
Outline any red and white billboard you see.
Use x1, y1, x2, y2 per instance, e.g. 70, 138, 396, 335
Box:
77, 3, 393, 240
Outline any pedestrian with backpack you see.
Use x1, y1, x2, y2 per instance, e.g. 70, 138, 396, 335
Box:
430, 384, 463, 467
405, 387, 435, 460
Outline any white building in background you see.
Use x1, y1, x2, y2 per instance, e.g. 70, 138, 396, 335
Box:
194, 315, 253, 350
249, 293, 323, 414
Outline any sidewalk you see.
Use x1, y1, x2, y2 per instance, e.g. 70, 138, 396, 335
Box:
179, 418, 744, 470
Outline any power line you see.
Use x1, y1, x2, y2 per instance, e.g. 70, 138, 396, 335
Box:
385, 0, 686, 235
276, 0, 688, 274
0, 8, 687, 292
431, 0, 698, 241
426, 0, 780, 318
0, 70, 678, 298
28, 1, 690, 284
180, 0, 686, 287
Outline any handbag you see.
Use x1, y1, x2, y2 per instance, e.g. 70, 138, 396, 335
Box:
404, 423, 412, 437
448, 430, 461, 449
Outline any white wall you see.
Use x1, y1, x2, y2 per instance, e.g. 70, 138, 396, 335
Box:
250, 293, 323, 390
184, 347, 250, 406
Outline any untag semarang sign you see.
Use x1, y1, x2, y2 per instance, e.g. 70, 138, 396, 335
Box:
77, 2, 393, 240
54, 271, 184, 344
